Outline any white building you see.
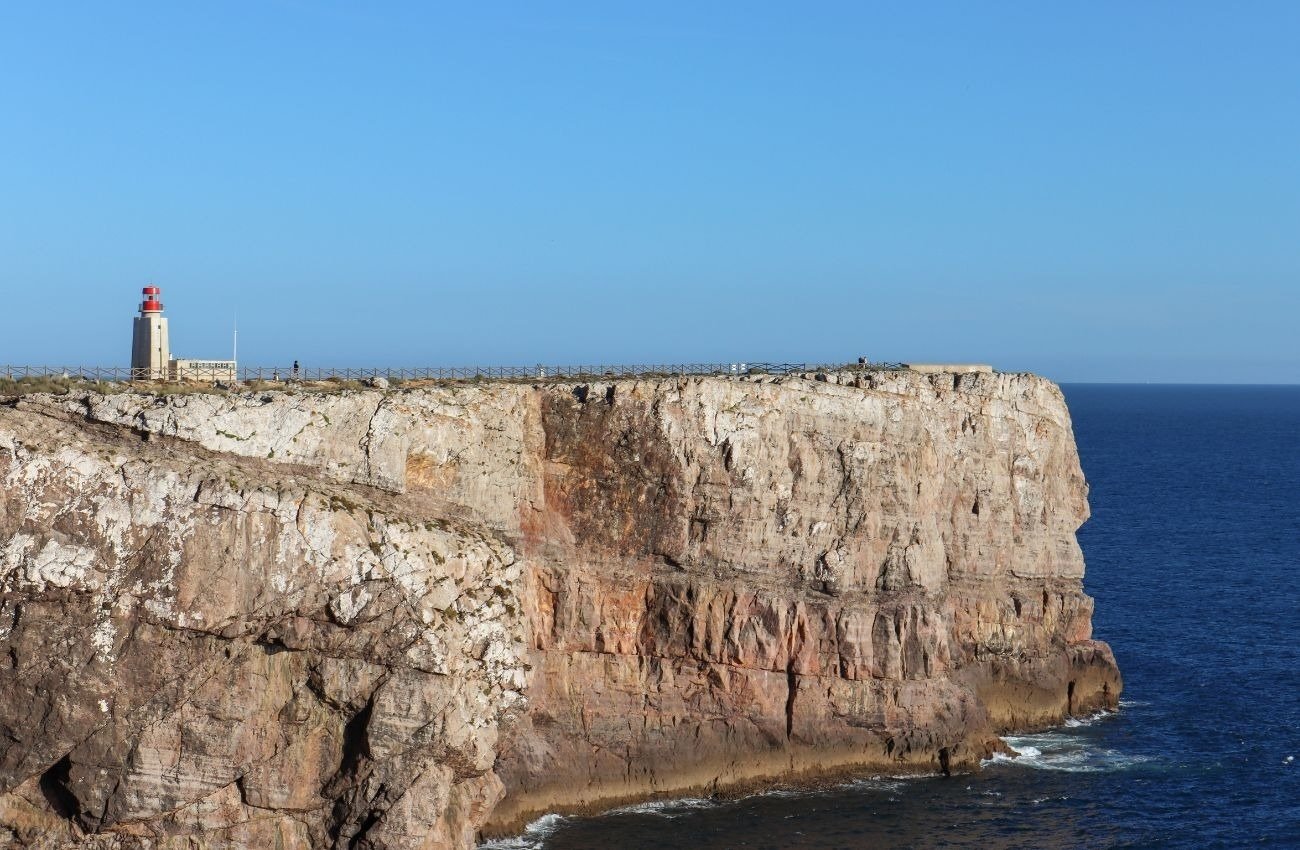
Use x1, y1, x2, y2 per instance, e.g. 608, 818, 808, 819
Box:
169, 359, 237, 382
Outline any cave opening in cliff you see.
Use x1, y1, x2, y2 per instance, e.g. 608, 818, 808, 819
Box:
39, 755, 79, 822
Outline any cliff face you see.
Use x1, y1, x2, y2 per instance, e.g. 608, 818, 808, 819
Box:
0, 371, 1119, 848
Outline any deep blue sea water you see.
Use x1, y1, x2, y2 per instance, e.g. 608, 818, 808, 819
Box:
485, 385, 1300, 849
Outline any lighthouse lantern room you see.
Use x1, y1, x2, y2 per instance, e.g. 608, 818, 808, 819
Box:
130, 286, 171, 379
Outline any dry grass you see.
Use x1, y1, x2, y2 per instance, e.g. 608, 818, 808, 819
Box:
0, 376, 232, 398
0, 376, 119, 397
0, 371, 761, 400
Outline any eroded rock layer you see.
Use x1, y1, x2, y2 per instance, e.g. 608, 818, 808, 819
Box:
0, 371, 1119, 848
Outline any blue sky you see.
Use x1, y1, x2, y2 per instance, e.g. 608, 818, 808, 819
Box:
2, 2, 1296, 382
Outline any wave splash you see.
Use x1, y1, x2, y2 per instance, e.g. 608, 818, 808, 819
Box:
1064, 708, 1115, 727
478, 813, 567, 850
606, 797, 716, 817
985, 721, 1151, 774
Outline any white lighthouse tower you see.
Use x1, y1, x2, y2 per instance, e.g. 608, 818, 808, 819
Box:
130, 285, 170, 379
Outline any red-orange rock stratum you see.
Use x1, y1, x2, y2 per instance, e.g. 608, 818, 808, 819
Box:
0, 370, 1119, 848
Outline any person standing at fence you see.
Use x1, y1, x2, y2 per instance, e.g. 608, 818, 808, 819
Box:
292, 360, 300, 381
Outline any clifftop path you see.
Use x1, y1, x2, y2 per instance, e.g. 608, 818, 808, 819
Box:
0, 370, 1120, 848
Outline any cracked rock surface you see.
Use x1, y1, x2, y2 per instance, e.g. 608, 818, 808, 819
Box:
0, 371, 1119, 847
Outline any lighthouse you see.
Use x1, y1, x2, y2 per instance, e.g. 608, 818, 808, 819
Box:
128, 286, 237, 382
130, 286, 170, 379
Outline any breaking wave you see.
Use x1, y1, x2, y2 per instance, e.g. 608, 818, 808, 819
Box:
1064, 708, 1115, 727
985, 726, 1152, 774
606, 797, 716, 817
477, 813, 566, 850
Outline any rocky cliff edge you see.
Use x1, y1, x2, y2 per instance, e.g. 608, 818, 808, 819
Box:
0, 370, 1120, 848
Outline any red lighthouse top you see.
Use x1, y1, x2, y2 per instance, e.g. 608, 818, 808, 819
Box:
140, 286, 163, 314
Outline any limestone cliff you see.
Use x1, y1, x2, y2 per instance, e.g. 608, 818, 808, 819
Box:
0, 371, 1120, 848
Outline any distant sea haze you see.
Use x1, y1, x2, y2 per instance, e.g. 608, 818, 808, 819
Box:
483, 384, 1300, 850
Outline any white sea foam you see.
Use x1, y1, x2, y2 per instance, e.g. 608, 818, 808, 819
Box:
984, 730, 1152, 773
735, 774, 915, 805
606, 797, 716, 817
477, 813, 566, 850
836, 775, 910, 794
1063, 709, 1114, 727
986, 740, 1041, 765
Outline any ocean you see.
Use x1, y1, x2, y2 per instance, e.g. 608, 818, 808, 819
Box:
484, 384, 1300, 849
